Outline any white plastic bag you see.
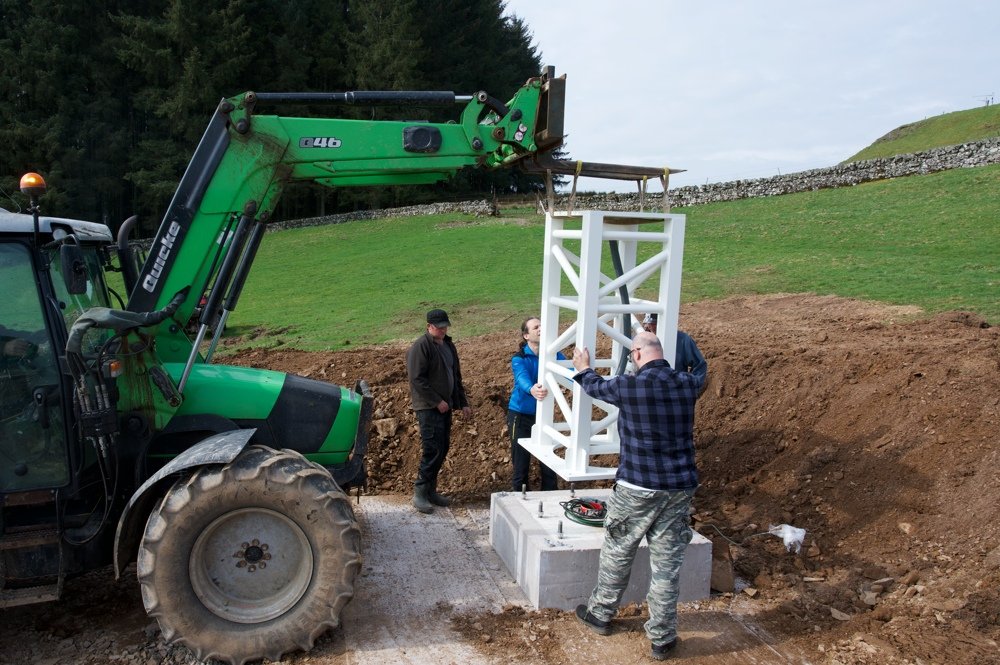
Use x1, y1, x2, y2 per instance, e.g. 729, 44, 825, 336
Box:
768, 524, 806, 553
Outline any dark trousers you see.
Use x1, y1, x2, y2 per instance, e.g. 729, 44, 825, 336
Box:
508, 410, 557, 491
415, 408, 451, 489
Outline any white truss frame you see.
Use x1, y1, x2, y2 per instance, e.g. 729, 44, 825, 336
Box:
518, 210, 686, 481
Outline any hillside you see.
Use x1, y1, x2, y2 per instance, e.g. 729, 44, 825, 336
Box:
844, 104, 1000, 163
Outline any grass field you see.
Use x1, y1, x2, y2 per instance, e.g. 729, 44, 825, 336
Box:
229, 163, 1000, 351
844, 104, 1000, 162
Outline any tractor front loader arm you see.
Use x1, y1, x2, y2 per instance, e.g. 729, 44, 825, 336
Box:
126, 68, 566, 337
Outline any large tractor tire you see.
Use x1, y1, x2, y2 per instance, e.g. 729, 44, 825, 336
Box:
137, 445, 361, 665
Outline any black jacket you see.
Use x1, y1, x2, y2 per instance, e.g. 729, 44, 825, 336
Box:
406, 332, 469, 411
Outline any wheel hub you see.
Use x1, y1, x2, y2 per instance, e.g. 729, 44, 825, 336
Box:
234, 540, 271, 571
190, 508, 314, 623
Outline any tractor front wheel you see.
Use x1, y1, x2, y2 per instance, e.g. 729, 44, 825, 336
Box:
137, 445, 361, 665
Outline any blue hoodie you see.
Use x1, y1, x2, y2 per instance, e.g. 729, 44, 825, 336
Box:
508, 345, 565, 415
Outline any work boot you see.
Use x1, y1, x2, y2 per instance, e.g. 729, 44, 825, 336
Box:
650, 637, 678, 660
574, 604, 611, 636
428, 482, 451, 507
412, 485, 434, 514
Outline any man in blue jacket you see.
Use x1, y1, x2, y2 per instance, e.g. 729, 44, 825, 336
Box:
571, 331, 703, 660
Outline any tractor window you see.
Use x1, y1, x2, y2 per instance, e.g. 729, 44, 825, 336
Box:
48, 245, 114, 354
0, 243, 69, 491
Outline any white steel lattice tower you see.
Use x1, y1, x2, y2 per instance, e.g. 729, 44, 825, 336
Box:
518, 210, 686, 481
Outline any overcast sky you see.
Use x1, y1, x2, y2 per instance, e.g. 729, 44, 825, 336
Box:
502, 1, 999, 192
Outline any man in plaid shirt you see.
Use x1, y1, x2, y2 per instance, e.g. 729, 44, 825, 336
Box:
571, 330, 705, 661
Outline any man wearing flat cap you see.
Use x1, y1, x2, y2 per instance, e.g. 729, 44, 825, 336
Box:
405, 308, 472, 513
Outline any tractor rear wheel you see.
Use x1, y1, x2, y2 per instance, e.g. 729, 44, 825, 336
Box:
137, 445, 361, 665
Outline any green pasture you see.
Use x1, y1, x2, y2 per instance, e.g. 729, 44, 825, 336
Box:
681, 165, 998, 310
845, 104, 1000, 162
227, 163, 1000, 351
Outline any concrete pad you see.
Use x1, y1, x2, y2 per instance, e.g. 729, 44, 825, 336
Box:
338, 495, 528, 664
322, 495, 802, 665
490, 489, 712, 610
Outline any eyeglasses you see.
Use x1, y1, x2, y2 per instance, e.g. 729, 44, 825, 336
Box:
629, 346, 644, 357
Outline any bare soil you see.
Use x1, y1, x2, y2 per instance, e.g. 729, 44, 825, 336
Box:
2, 293, 997, 664
225, 293, 1000, 664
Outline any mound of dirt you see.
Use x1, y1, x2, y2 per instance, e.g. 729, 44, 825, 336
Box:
227, 293, 1000, 663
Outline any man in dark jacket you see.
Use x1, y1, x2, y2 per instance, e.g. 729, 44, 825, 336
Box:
571, 331, 704, 661
642, 313, 708, 384
406, 308, 471, 513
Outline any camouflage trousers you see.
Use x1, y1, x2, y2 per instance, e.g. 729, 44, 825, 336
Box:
586, 484, 695, 645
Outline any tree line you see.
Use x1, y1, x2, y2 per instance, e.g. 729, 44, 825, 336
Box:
0, 0, 543, 235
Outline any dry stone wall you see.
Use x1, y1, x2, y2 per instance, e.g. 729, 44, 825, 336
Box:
272, 137, 1000, 228
573, 136, 1000, 211
268, 200, 496, 232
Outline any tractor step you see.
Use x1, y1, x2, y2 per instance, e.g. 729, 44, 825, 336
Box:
0, 528, 61, 550
0, 581, 63, 608
0, 527, 66, 607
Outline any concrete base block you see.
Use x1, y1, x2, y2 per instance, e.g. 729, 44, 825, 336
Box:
490, 488, 711, 610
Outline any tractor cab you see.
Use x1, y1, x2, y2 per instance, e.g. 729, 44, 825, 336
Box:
0, 204, 114, 495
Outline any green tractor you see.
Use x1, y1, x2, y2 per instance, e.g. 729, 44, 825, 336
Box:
2, 170, 372, 665
0, 67, 663, 664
